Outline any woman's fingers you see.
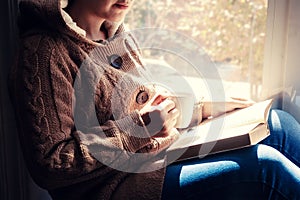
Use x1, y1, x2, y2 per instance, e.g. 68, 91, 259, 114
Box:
165, 108, 180, 128
153, 99, 178, 126
158, 98, 176, 113
151, 94, 167, 106
203, 97, 255, 118
230, 97, 252, 102
230, 97, 255, 104
141, 98, 180, 136
169, 107, 180, 117
228, 97, 255, 109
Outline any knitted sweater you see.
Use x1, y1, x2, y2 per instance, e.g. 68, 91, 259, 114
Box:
9, 1, 202, 200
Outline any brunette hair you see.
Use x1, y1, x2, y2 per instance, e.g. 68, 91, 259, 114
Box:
68, 0, 74, 5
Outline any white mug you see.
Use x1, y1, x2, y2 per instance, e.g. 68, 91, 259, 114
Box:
171, 93, 195, 129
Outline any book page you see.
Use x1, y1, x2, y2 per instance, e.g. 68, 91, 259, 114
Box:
210, 99, 273, 129
169, 120, 259, 150
168, 99, 273, 150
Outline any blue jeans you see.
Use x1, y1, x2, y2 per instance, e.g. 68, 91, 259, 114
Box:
162, 110, 300, 200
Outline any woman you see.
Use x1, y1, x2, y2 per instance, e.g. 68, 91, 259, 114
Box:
9, 0, 300, 199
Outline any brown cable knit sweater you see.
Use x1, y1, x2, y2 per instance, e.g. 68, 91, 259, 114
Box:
9, 1, 202, 199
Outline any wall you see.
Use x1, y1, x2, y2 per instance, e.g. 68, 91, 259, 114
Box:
282, 0, 300, 119
0, 0, 27, 199
262, 0, 300, 120
0, 0, 51, 199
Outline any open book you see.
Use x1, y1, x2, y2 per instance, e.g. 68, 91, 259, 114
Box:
166, 99, 273, 163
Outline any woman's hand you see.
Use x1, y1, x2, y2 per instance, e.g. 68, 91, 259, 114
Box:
202, 97, 255, 119
140, 95, 180, 137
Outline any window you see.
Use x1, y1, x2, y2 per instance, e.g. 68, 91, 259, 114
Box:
125, 0, 268, 101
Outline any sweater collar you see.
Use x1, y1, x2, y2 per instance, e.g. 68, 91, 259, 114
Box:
60, 0, 123, 39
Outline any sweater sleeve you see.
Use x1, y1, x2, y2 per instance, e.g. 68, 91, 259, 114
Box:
10, 35, 169, 189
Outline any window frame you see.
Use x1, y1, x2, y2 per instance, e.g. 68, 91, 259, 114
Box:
262, 0, 300, 113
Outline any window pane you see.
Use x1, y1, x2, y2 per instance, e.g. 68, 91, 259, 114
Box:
125, 0, 268, 100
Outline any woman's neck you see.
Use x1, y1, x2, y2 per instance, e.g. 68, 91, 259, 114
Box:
65, 4, 107, 41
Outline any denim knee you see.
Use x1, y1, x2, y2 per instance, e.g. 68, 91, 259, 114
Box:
256, 144, 300, 199
256, 144, 291, 175
268, 109, 300, 132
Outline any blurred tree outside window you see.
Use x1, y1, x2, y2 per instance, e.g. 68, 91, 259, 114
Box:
125, 0, 268, 100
